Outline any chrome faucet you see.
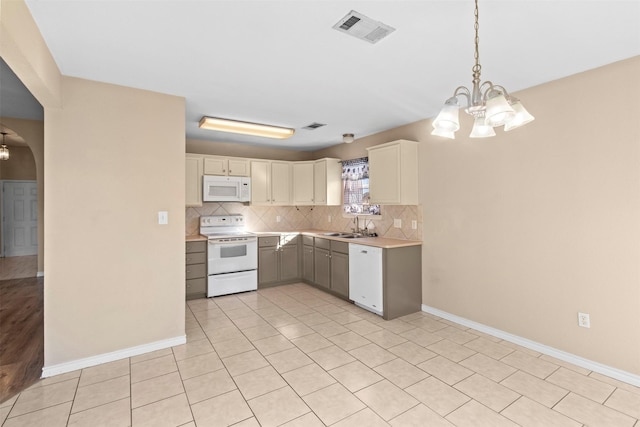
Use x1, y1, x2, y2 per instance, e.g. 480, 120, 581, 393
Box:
352, 216, 359, 233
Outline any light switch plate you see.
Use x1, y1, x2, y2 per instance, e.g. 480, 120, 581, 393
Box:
393, 218, 402, 228
158, 211, 168, 225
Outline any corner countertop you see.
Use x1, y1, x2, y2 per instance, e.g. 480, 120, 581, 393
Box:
186, 234, 207, 242
252, 230, 422, 249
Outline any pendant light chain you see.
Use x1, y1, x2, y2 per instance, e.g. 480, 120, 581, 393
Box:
472, 0, 481, 79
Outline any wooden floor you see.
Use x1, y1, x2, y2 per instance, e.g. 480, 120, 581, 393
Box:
0, 275, 44, 404
0, 255, 38, 281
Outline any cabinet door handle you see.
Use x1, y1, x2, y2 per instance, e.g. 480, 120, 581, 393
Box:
361, 250, 368, 254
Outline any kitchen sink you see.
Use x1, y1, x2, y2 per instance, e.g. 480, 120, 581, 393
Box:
321, 232, 364, 239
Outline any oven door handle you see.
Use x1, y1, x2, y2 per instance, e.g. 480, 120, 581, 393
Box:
208, 238, 257, 245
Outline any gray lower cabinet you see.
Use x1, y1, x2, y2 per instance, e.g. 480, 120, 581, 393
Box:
330, 250, 349, 297
314, 246, 330, 289
302, 243, 314, 282
311, 238, 349, 298
186, 241, 207, 300
258, 242, 279, 284
280, 243, 299, 281
256, 233, 422, 320
258, 235, 299, 287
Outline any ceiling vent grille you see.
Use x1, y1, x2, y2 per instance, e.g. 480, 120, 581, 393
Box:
332, 10, 395, 44
303, 122, 327, 130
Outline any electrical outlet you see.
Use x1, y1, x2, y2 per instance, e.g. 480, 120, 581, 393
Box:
578, 312, 591, 328
412, 220, 417, 230
393, 218, 402, 228
328, 215, 332, 223
276, 215, 281, 223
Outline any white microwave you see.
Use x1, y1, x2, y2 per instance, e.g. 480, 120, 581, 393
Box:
203, 175, 251, 202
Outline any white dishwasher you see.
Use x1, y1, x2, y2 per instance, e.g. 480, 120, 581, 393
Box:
349, 243, 383, 316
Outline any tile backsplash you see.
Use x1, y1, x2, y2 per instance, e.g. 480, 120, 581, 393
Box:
186, 203, 422, 240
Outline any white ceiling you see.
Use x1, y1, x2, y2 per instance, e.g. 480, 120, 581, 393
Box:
10, 1, 640, 150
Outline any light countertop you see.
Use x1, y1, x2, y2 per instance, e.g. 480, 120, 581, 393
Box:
187, 230, 421, 249
186, 234, 207, 242
252, 230, 421, 249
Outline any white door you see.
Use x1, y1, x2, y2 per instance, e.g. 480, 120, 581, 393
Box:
2, 180, 38, 257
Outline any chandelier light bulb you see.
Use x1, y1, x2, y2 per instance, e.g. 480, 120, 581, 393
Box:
504, 100, 535, 131
469, 115, 496, 138
431, 127, 456, 139
485, 93, 516, 127
431, 97, 460, 137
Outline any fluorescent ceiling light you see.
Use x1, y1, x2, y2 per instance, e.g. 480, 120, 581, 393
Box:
199, 117, 295, 139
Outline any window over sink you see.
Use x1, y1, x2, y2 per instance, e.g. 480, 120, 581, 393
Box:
342, 157, 380, 216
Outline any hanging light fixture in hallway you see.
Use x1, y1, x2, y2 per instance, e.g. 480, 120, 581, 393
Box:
431, 0, 535, 139
0, 132, 10, 160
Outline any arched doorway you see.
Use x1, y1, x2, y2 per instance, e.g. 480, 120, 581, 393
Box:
0, 128, 38, 277
0, 57, 45, 403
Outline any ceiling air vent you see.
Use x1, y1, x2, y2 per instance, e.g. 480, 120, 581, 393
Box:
303, 122, 327, 130
332, 10, 395, 44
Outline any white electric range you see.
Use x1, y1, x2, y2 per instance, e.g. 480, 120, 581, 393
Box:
199, 214, 257, 297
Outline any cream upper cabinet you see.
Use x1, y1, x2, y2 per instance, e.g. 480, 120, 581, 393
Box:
228, 158, 250, 176
314, 158, 342, 206
203, 156, 226, 175
250, 160, 270, 205
250, 160, 291, 205
185, 154, 204, 207
204, 156, 250, 176
292, 162, 314, 205
271, 161, 291, 205
367, 140, 418, 205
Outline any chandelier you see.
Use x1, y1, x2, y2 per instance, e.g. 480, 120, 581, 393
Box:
431, 0, 534, 139
0, 132, 9, 161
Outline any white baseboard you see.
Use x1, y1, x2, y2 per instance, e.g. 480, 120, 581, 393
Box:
422, 304, 640, 388
37, 271, 44, 277
41, 335, 186, 378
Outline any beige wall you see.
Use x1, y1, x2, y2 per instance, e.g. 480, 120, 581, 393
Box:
0, 145, 37, 180
419, 57, 640, 375
187, 138, 313, 161
0, 117, 45, 273
44, 77, 186, 366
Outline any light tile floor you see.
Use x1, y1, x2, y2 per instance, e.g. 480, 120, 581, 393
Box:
2, 283, 639, 427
